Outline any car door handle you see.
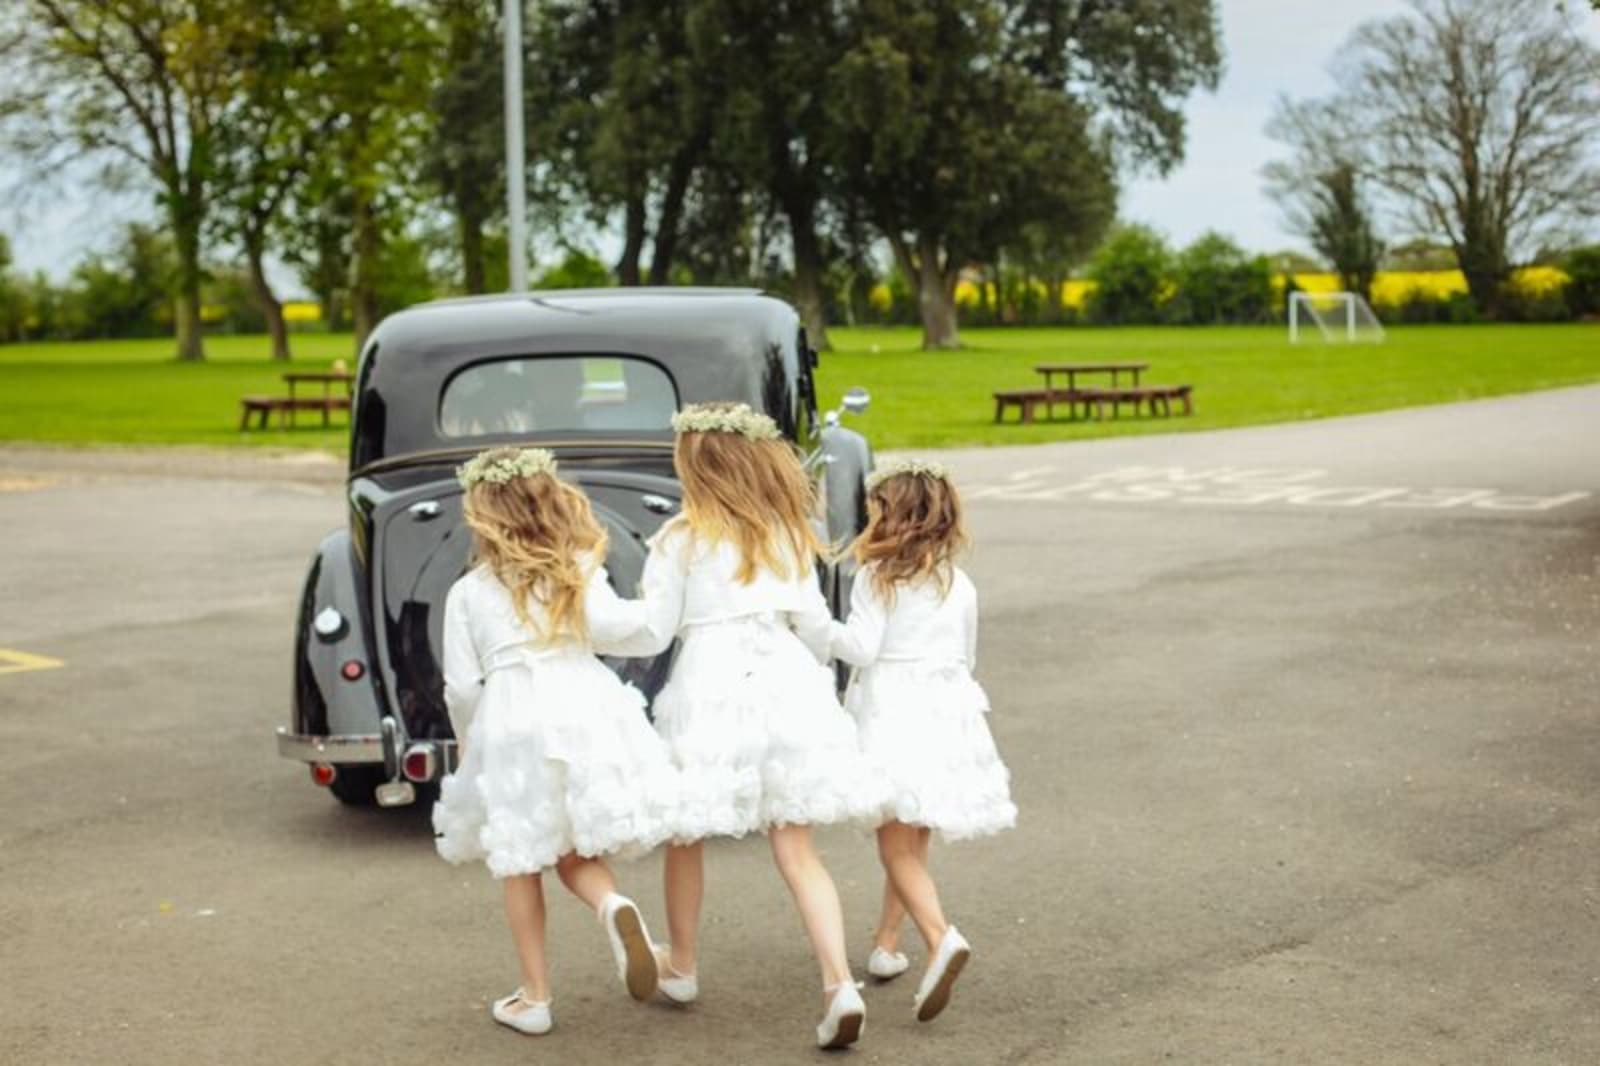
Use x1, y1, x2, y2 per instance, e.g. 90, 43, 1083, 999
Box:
408, 500, 442, 520
641, 494, 676, 515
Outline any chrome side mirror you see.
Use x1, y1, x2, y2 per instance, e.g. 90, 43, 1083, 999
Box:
841, 387, 870, 415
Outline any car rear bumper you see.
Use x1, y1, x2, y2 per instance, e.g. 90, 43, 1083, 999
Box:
276, 728, 383, 763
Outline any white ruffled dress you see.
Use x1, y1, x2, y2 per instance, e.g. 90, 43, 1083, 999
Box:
831, 565, 1016, 841
608, 519, 886, 839
431, 562, 680, 879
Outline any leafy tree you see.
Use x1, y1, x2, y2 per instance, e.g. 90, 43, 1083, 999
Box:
3, 1, 273, 359
534, 248, 612, 289
529, 0, 723, 286
1330, 0, 1600, 316
1563, 245, 1600, 318
1263, 98, 1383, 300
829, 0, 1117, 349
0, 234, 26, 342
1085, 224, 1171, 325
208, 0, 327, 360
423, 0, 503, 294
65, 222, 178, 338
1170, 231, 1274, 324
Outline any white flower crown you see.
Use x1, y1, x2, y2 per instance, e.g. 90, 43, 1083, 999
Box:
866, 458, 951, 492
456, 447, 558, 489
670, 402, 782, 441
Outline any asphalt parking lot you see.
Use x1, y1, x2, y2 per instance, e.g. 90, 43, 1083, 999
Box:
2, 385, 1597, 1065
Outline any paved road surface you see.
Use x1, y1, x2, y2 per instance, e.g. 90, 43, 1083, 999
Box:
2, 387, 1597, 1064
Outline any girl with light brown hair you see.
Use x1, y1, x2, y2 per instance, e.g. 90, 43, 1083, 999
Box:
430, 447, 680, 1036
830, 459, 1016, 1024
610, 402, 883, 1049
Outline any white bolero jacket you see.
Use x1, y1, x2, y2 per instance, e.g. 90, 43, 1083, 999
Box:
440, 559, 649, 740
829, 564, 978, 669
603, 517, 834, 663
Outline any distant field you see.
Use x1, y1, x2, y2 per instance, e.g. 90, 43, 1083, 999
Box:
1, 324, 1597, 452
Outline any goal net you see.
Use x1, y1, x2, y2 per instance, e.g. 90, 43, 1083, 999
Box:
1288, 291, 1385, 343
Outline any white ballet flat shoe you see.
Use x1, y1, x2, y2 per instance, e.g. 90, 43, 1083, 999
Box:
867, 947, 910, 980
816, 981, 866, 1050
914, 926, 971, 1022
491, 989, 552, 1035
600, 893, 658, 1002
653, 944, 699, 1005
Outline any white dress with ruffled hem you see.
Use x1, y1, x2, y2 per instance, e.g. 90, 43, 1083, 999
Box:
832, 565, 1017, 842
431, 564, 679, 879
608, 520, 887, 840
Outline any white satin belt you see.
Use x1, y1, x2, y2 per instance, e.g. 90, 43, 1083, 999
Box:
481, 642, 587, 674
874, 654, 970, 667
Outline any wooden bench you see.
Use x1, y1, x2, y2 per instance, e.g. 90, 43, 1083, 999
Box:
1078, 384, 1193, 420
994, 388, 1060, 423
239, 394, 351, 430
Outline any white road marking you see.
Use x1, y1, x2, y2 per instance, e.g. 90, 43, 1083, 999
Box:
966, 466, 1591, 514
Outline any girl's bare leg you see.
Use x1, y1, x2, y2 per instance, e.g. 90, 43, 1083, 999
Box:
663, 841, 704, 975
873, 875, 908, 953
768, 824, 853, 992
876, 822, 948, 953
503, 874, 552, 1004
555, 852, 618, 913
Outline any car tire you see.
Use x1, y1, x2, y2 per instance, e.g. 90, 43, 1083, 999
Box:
329, 764, 387, 806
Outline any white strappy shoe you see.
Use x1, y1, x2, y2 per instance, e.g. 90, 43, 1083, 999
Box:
600, 893, 659, 1001
914, 926, 971, 1022
816, 981, 866, 1050
653, 944, 699, 1005
867, 946, 910, 980
491, 989, 552, 1035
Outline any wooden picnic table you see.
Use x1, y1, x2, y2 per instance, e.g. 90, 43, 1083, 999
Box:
283, 371, 355, 428
1033, 362, 1149, 419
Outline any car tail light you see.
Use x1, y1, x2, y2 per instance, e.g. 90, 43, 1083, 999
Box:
402, 744, 437, 783
340, 659, 365, 681
310, 763, 338, 787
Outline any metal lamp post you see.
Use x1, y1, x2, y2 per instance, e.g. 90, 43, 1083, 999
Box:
503, 0, 528, 293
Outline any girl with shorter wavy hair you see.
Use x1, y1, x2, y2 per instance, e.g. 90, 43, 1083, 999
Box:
431, 447, 681, 1038
832, 460, 1016, 1026
609, 402, 883, 1049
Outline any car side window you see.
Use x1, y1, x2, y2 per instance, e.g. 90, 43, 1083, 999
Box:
439, 356, 678, 437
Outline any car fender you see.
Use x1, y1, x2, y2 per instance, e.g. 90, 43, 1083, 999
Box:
292, 530, 386, 742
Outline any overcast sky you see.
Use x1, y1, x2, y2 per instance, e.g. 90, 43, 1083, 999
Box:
4, 0, 1599, 287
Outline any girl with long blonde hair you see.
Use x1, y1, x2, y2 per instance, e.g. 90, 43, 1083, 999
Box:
609, 402, 884, 1049
830, 459, 1015, 1024
431, 447, 679, 1036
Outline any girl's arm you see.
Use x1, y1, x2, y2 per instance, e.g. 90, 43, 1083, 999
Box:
441, 582, 484, 741
963, 576, 979, 671
787, 563, 836, 665
584, 563, 650, 653
592, 525, 686, 658
829, 571, 887, 668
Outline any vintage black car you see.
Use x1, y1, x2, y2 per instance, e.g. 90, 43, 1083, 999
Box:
275, 288, 873, 806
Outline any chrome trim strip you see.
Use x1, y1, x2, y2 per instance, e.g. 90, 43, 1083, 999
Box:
276, 729, 383, 763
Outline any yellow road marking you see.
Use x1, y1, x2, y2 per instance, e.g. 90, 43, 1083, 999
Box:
0, 476, 54, 492
0, 648, 64, 675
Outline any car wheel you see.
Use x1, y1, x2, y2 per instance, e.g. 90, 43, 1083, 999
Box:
328, 764, 387, 806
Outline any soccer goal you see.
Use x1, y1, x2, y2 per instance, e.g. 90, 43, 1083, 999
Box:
1288, 291, 1386, 343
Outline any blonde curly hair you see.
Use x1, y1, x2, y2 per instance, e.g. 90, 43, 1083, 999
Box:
460, 447, 607, 644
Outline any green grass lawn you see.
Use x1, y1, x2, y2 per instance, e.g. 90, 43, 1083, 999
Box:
2, 324, 1597, 452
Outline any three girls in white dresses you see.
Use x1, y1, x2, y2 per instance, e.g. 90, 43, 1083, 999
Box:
432, 406, 1014, 1048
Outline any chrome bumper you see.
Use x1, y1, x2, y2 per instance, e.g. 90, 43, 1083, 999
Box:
276, 729, 384, 764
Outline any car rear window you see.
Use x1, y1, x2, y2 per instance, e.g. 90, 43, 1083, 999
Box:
439, 356, 678, 437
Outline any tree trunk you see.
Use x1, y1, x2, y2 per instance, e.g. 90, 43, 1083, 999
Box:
648, 141, 700, 285
460, 210, 486, 294
916, 237, 961, 350
246, 239, 291, 361
617, 195, 646, 285
784, 194, 832, 351
172, 204, 206, 362
350, 192, 381, 351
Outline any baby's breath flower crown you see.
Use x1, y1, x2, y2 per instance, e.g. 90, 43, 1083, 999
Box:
456, 447, 558, 489
865, 458, 951, 492
670, 402, 783, 441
